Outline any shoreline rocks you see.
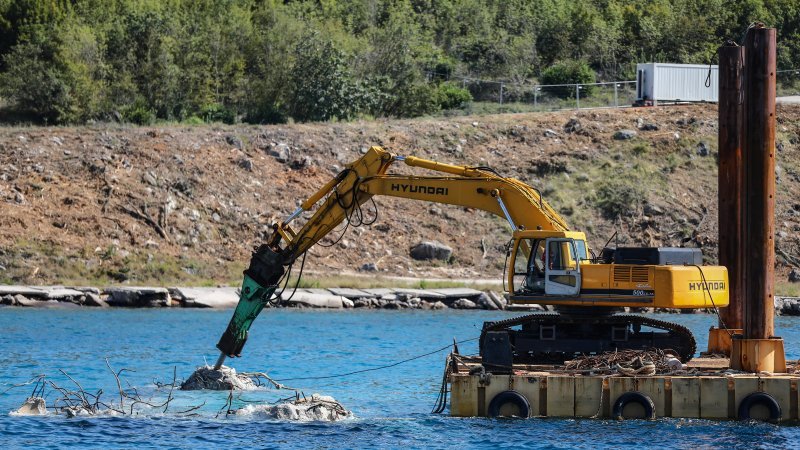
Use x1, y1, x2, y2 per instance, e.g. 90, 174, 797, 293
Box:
1, 285, 800, 315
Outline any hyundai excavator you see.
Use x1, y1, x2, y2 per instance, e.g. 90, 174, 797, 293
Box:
213, 146, 728, 373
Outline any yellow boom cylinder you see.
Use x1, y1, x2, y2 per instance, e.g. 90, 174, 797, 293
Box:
403, 156, 486, 178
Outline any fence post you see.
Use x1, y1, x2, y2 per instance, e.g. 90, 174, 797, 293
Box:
575, 85, 580, 109
614, 83, 619, 107
534, 86, 538, 108
499, 83, 504, 105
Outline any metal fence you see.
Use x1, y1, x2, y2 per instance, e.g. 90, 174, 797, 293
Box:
432, 74, 637, 113
777, 69, 800, 97
431, 68, 800, 113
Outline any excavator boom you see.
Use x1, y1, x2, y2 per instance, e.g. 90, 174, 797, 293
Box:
215, 146, 572, 365
214, 146, 726, 368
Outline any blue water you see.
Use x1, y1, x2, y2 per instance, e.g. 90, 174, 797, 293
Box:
1, 309, 799, 449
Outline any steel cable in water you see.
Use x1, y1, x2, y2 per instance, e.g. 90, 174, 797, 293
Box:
275, 337, 478, 383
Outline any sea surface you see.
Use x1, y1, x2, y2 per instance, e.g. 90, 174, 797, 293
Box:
1, 308, 799, 449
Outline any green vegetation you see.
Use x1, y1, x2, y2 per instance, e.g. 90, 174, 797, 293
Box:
540, 60, 597, 98
0, 1, 798, 125
0, 239, 246, 287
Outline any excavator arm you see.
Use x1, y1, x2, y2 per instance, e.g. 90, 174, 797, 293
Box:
213, 146, 571, 367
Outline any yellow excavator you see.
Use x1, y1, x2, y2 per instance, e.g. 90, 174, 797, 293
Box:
213, 147, 728, 372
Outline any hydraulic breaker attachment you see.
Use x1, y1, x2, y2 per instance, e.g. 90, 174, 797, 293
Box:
214, 245, 286, 368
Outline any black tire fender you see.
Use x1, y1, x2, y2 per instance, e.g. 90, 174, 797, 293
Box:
487, 390, 530, 418
738, 392, 781, 422
612, 391, 655, 420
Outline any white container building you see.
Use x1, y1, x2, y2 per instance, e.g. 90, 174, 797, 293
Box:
636, 63, 718, 105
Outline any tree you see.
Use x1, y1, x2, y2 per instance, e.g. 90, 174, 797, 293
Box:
288, 33, 361, 122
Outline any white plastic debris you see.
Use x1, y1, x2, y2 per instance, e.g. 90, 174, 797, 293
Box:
181, 365, 257, 391
234, 394, 350, 422
665, 356, 685, 371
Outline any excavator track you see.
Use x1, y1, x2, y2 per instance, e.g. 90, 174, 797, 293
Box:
613, 314, 697, 362
480, 311, 697, 370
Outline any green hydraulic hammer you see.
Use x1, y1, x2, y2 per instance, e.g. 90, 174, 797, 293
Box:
213, 245, 286, 369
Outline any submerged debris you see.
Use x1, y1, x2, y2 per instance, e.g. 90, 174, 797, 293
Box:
8, 362, 204, 418
234, 394, 350, 421
180, 365, 257, 391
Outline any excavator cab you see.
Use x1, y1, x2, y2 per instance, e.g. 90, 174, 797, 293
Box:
509, 231, 588, 297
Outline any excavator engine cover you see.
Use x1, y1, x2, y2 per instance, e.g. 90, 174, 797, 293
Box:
600, 247, 702, 265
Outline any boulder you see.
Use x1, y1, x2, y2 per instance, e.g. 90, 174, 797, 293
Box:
452, 298, 477, 309
613, 129, 637, 140
0, 286, 48, 297
83, 293, 109, 308
104, 287, 172, 307
15, 397, 47, 416
487, 291, 507, 310
563, 118, 581, 133
543, 129, 559, 138
640, 123, 659, 131
696, 141, 710, 157
14, 295, 44, 307
42, 287, 85, 302
328, 288, 375, 299
234, 394, 349, 421
410, 241, 452, 261
237, 157, 253, 171
181, 365, 256, 391
225, 134, 243, 150
477, 292, 498, 310
353, 298, 371, 308
269, 143, 290, 163
643, 203, 665, 216
432, 301, 448, 310
789, 268, 800, 283
359, 263, 378, 272
282, 292, 344, 308
175, 287, 239, 308
774, 297, 800, 316
431, 287, 483, 299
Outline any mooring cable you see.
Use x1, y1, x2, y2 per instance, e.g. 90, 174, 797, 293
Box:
275, 337, 478, 382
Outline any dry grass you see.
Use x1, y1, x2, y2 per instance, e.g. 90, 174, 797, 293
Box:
284, 273, 502, 291
777, 281, 800, 297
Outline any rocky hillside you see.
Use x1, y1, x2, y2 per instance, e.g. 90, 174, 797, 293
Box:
1, 105, 799, 291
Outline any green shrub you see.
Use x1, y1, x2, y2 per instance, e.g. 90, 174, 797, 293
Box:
434, 83, 472, 110
394, 83, 440, 117
122, 99, 155, 125
244, 101, 288, 124
183, 116, 204, 125
540, 60, 596, 98
200, 103, 235, 124
594, 178, 646, 219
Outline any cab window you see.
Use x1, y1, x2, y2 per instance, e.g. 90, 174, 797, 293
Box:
548, 240, 577, 270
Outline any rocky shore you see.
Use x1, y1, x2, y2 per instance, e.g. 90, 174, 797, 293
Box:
2, 285, 800, 316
